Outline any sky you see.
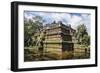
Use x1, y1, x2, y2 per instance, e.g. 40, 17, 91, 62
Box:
24, 11, 91, 34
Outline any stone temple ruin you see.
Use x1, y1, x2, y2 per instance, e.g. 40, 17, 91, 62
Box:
25, 21, 90, 61
41, 21, 75, 59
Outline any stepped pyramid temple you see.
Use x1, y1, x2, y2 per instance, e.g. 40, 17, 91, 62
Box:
40, 21, 75, 59
31, 21, 76, 60
25, 21, 90, 61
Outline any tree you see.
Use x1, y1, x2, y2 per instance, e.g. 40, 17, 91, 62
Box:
82, 35, 90, 46
75, 24, 90, 47
24, 16, 44, 47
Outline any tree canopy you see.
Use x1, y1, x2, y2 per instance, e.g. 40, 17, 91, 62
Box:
24, 16, 44, 47
75, 24, 90, 47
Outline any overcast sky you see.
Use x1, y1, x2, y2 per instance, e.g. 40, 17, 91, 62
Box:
24, 11, 91, 34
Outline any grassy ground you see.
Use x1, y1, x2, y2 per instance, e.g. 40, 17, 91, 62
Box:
73, 44, 90, 59
24, 44, 90, 62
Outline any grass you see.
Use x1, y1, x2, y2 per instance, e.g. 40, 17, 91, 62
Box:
44, 48, 74, 60
24, 43, 90, 61
73, 44, 90, 59
62, 51, 73, 59
74, 43, 89, 49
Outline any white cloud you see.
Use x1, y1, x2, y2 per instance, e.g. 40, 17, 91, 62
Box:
63, 14, 82, 29
50, 13, 66, 22
24, 11, 90, 34
46, 13, 72, 24
79, 14, 91, 34
24, 12, 34, 19
70, 15, 82, 23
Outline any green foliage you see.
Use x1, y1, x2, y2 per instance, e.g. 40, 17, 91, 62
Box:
24, 16, 44, 47
82, 35, 90, 46
75, 24, 90, 47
